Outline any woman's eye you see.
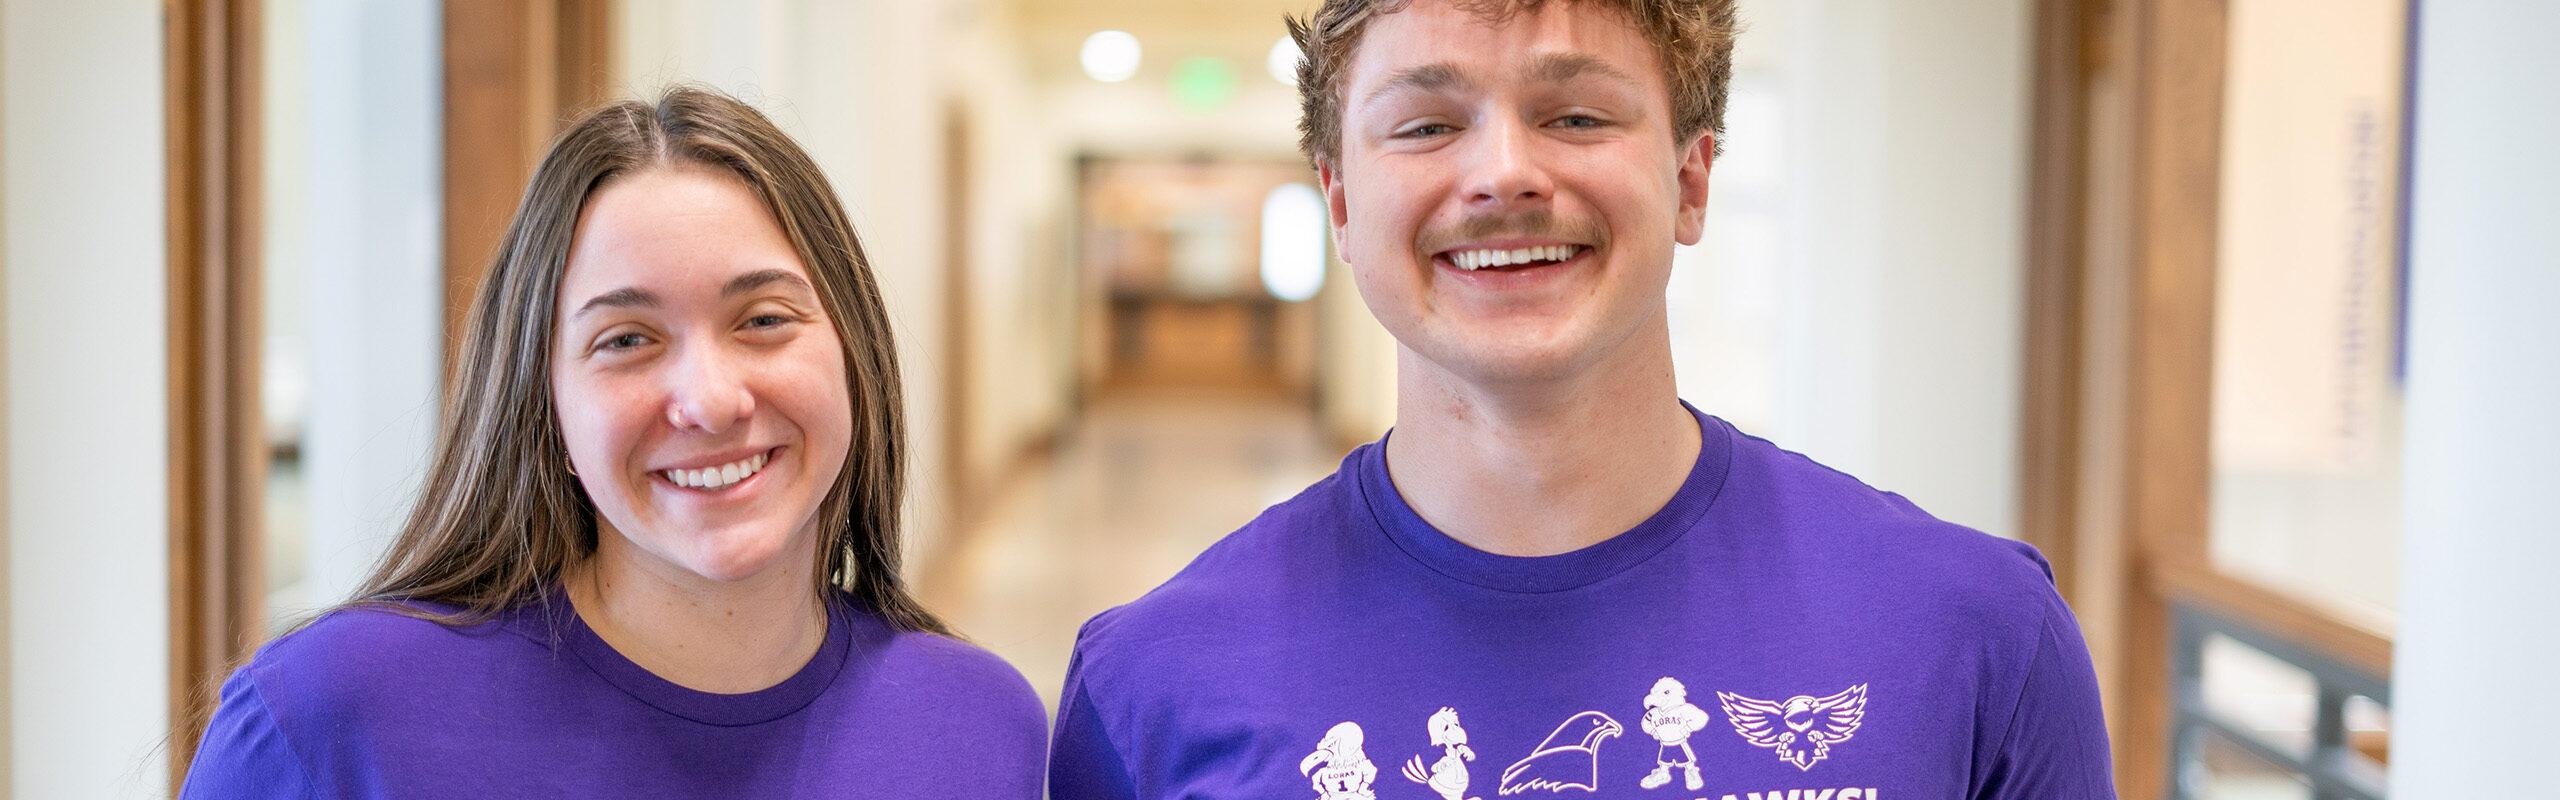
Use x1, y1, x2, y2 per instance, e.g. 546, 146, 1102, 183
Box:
600, 332, 650, 351
747, 314, 791, 328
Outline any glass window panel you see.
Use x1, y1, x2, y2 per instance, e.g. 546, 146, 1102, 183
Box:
2207, 0, 2412, 635
2346, 693, 2391, 769
2194, 732, 2313, 800
2200, 633, 2318, 757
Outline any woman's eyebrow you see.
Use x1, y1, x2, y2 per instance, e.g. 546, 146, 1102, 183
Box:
723, 268, 814, 298
574, 287, 660, 320
571, 269, 810, 321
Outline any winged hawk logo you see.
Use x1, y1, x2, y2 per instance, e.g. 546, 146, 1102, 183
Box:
1715, 684, 1868, 771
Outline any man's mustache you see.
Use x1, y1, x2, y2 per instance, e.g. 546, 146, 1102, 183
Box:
1415, 210, 1608, 255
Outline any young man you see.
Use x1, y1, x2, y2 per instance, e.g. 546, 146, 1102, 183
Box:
1049, 1, 2116, 798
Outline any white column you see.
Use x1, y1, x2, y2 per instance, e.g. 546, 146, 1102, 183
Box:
2390, 2, 2560, 795
2, 0, 173, 796
1727, 0, 2030, 537
297, 0, 444, 610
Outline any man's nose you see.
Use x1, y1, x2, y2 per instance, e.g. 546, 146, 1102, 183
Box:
665, 342, 754, 434
1462, 116, 1554, 208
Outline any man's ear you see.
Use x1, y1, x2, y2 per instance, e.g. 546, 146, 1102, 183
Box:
1673, 131, 1713, 246
1317, 158, 1351, 256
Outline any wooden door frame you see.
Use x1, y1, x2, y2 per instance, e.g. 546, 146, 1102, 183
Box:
2025, 1, 2402, 795
165, 0, 265, 783
441, 0, 615, 370
164, 0, 613, 782
2023, 0, 2234, 793
942, 102, 977, 520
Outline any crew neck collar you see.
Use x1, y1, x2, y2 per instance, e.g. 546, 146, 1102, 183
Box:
1355, 401, 1734, 594
535, 589, 855, 727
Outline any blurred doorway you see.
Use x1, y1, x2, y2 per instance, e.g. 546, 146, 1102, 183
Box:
1076, 155, 1326, 397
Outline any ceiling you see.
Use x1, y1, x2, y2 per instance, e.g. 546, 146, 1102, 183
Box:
1000, 0, 1324, 85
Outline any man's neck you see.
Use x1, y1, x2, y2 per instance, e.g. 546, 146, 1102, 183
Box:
1384, 328, 1702, 557
565, 536, 827, 694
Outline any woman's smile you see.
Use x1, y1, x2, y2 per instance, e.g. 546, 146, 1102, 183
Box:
652, 445, 784, 495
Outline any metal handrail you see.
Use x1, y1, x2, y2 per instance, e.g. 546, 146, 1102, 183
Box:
2169, 601, 2391, 800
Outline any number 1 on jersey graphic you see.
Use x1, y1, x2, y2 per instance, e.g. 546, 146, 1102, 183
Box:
1301, 721, 1380, 800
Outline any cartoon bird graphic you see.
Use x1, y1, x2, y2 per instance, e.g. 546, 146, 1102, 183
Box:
1401, 707, 1480, 800
1300, 721, 1380, 800
1497, 711, 1623, 795
1716, 684, 1869, 771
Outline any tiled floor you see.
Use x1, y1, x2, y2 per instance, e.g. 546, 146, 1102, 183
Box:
918, 384, 1348, 711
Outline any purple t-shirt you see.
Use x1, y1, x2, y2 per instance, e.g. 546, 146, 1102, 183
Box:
1052, 409, 2114, 800
182, 591, 1045, 798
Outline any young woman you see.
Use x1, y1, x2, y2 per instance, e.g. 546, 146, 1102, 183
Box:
182, 87, 1045, 797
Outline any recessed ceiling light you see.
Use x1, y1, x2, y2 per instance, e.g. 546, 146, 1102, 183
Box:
1082, 30, 1142, 83
1267, 36, 1301, 86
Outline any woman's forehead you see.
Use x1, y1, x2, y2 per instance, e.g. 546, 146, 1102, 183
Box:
558, 165, 810, 306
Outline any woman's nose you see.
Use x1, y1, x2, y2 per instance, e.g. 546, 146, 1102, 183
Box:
665, 344, 755, 434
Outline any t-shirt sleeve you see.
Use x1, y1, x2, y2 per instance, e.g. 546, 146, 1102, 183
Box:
179, 668, 320, 800
1049, 635, 1140, 800
1975, 604, 2118, 799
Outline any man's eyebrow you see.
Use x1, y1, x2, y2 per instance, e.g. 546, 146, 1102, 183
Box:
1524, 53, 1637, 87
1360, 63, 1470, 108
722, 268, 814, 299
574, 287, 660, 319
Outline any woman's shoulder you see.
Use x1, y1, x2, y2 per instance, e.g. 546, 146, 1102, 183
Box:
241, 600, 551, 707
837, 599, 1044, 724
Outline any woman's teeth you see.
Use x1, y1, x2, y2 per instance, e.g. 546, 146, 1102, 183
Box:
1450, 245, 1580, 271
662, 452, 768, 489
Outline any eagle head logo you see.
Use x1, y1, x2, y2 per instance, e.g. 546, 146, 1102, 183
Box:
1497, 711, 1622, 795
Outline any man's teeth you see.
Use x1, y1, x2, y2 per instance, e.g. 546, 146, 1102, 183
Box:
1449, 245, 1579, 270
662, 452, 768, 489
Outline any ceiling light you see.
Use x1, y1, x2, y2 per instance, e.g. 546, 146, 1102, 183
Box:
1268, 36, 1301, 86
1081, 30, 1142, 83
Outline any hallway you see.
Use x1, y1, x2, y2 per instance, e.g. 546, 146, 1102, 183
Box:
919, 385, 1350, 708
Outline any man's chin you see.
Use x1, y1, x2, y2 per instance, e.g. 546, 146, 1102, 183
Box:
1412, 332, 1600, 389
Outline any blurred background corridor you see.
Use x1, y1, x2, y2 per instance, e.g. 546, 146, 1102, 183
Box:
5, 0, 2556, 797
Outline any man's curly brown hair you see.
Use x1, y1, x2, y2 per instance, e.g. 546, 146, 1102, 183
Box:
1288, 0, 1740, 168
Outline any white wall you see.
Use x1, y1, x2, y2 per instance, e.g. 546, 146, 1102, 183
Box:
1674, 0, 2030, 537
947, 18, 1079, 490
1, 0, 173, 796
2390, 2, 2560, 794
291, 0, 445, 617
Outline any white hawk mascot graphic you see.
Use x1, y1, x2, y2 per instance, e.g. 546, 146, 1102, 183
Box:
1715, 684, 1869, 771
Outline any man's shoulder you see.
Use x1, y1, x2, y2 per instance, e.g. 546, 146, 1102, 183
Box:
1721, 426, 2065, 620
1069, 465, 1364, 672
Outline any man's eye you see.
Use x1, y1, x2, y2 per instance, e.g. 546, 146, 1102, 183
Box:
1397, 123, 1456, 138
1553, 115, 1607, 129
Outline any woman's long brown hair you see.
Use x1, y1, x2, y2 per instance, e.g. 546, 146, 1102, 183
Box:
347, 85, 947, 635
